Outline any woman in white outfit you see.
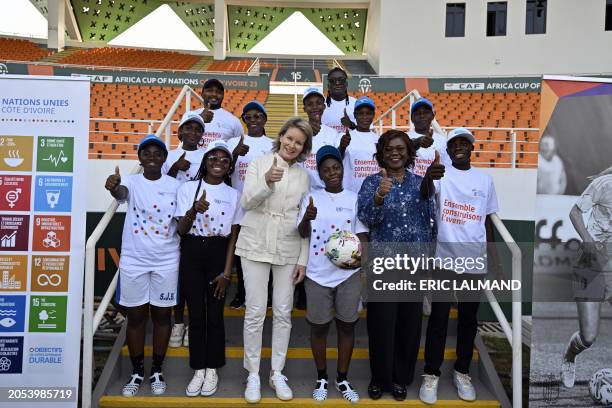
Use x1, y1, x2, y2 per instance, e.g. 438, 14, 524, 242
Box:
235, 117, 313, 403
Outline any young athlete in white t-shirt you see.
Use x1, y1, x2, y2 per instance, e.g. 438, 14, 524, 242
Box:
175, 140, 241, 397
297, 145, 368, 403
321, 67, 357, 133
162, 112, 206, 348
419, 127, 499, 405
190, 79, 244, 149
407, 97, 451, 177
105, 135, 180, 398
302, 86, 342, 190
339, 96, 380, 193
537, 135, 567, 194
226, 100, 274, 309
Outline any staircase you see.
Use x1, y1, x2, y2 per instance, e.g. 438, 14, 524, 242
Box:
264, 93, 308, 137
190, 56, 214, 72
93, 291, 508, 407
38, 47, 80, 63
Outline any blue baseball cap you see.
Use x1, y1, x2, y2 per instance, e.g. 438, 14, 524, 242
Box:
303, 86, 325, 101
242, 100, 267, 118
410, 97, 435, 115
354, 96, 375, 113
138, 134, 168, 157
316, 145, 343, 168
447, 127, 475, 144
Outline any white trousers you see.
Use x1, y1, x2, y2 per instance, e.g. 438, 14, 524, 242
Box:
241, 258, 295, 373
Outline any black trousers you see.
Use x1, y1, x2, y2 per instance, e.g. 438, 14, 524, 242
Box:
367, 301, 423, 389
180, 235, 228, 369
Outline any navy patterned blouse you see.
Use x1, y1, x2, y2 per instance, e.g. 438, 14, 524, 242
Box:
357, 169, 435, 245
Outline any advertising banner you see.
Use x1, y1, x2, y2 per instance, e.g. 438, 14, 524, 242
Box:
0, 75, 89, 407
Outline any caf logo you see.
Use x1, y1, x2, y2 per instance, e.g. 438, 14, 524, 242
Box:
0, 64, 8, 75
359, 78, 372, 93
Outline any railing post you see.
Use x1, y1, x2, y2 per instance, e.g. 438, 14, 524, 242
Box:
511, 130, 517, 168
186, 90, 191, 113
391, 109, 396, 129
147, 122, 153, 134
165, 124, 172, 148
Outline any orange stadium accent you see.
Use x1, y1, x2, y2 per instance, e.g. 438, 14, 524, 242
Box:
207, 59, 254, 72
59, 47, 201, 70
0, 38, 53, 61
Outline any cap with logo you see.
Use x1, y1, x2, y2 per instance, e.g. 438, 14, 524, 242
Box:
179, 112, 206, 130
138, 134, 168, 157
447, 127, 475, 144
242, 100, 267, 118
316, 145, 343, 168
354, 96, 375, 113
303, 86, 325, 101
410, 97, 435, 115
203, 139, 233, 161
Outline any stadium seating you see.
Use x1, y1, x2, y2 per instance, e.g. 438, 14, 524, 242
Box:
89, 84, 268, 159
207, 58, 254, 72
0, 38, 52, 61
58, 47, 201, 70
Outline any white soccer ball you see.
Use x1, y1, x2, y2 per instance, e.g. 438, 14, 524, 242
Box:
589, 368, 612, 405
324, 230, 361, 268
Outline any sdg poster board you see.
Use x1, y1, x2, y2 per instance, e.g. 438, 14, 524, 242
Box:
0, 75, 89, 407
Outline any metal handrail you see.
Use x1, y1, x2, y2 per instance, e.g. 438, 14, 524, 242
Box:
82, 85, 203, 408
488, 213, 523, 408
247, 57, 260, 76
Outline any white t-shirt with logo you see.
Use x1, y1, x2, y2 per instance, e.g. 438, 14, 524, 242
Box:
298, 189, 368, 287
342, 129, 380, 193
175, 179, 241, 237
434, 166, 499, 273
321, 96, 357, 133
301, 125, 340, 190
227, 134, 274, 193
537, 154, 566, 194
119, 174, 180, 272
191, 107, 244, 150
408, 129, 451, 177
162, 147, 205, 183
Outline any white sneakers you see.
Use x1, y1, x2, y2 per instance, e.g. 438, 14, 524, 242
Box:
244, 373, 261, 403
561, 359, 576, 388
186, 369, 205, 397
419, 374, 440, 404
453, 370, 476, 401
186, 368, 218, 397
169, 323, 185, 348
269, 371, 293, 401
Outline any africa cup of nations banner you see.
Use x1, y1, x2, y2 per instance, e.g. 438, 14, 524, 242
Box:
0, 75, 89, 407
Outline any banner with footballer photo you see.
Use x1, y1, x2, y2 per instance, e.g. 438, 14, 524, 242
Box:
0, 75, 89, 407
529, 76, 612, 407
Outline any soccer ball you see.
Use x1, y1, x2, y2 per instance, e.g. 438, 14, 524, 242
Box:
324, 230, 361, 268
589, 368, 612, 405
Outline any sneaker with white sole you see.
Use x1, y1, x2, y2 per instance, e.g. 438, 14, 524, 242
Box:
122, 372, 144, 397
186, 369, 205, 397
149, 371, 167, 396
336, 379, 359, 403
201, 368, 218, 396
419, 374, 439, 404
561, 359, 576, 388
269, 371, 293, 401
244, 373, 261, 403
312, 378, 328, 401
183, 325, 189, 347
453, 370, 476, 401
169, 323, 185, 348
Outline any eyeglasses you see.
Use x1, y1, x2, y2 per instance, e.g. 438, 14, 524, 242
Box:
206, 156, 230, 165
328, 78, 347, 85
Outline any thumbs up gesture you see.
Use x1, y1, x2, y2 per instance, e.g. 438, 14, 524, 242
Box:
233, 134, 249, 157
309, 113, 321, 136
173, 151, 191, 172
377, 168, 393, 198
340, 107, 355, 129
193, 189, 209, 213
304, 196, 318, 221
339, 128, 351, 154
265, 156, 284, 186
425, 150, 445, 180
201, 101, 214, 123
105, 166, 122, 192
420, 127, 434, 148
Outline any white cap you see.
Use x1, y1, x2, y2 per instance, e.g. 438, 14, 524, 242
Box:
179, 111, 206, 129
447, 127, 475, 144
204, 139, 232, 161
303, 86, 324, 101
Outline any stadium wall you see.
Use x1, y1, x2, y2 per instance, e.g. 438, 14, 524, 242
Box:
372, 0, 612, 77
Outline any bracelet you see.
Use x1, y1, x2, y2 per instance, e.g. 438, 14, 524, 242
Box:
221, 274, 231, 281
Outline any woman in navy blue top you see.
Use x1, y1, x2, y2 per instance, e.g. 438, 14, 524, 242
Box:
357, 129, 443, 401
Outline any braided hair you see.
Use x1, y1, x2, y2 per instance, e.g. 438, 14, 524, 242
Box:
326, 67, 350, 107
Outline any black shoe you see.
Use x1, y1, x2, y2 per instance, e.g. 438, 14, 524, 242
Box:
367, 381, 383, 400
392, 383, 407, 401
229, 296, 244, 309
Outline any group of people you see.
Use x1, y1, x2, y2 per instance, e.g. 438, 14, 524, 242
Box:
107, 67, 499, 405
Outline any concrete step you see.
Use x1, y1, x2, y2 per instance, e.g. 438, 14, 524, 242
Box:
39, 47, 80, 63
100, 354, 496, 407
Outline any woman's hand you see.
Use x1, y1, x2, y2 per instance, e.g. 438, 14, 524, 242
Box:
210, 274, 230, 299
293, 265, 306, 284
265, 156, 284, 186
